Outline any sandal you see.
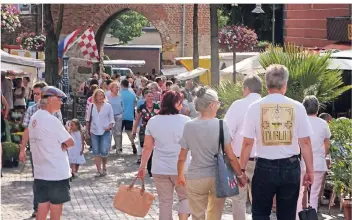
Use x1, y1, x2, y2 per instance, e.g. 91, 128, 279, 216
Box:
95, 172, 104, 177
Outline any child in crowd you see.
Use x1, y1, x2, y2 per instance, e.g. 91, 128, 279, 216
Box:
67, 119, 86, 179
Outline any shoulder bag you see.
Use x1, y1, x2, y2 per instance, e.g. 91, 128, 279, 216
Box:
215, 119, 240, 198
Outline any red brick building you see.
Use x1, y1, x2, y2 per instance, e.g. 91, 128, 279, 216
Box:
284, 4, 351, 49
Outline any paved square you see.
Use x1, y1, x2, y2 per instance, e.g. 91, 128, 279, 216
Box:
1, 134, 344, 220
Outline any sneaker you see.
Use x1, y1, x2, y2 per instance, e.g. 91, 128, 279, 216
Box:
132, 144, 137, 155
31, 211, 37, 218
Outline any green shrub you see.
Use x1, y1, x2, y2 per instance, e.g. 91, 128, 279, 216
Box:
329, 118, 352, 197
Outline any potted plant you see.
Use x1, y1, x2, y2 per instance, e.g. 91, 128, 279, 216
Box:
329, 118, 352, 220
1, 4, 21, 33
16, 32, 46, 51
2, 142, 20, 168
218, 24, 258, 83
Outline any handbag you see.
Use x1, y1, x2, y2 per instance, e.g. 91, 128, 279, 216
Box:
85, 104, 94, 146
113, 177, 155, 217
298, 187, 318, 220
214, 119, 240, 198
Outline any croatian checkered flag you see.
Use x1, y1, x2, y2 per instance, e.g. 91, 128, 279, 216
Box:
78, 27, 99, 63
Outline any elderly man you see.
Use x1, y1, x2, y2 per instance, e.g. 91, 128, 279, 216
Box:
240, 64, 314, 220
26, 86, 74, 220
224, 74, 262, 220
19, 81, 63, 218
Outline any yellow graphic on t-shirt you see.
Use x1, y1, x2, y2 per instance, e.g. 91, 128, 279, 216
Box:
260, 104, 295, 146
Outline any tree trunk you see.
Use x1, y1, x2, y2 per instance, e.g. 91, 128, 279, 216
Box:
193, 4, 199, 69
44, 4, 64, 86
210, 4, 220, 86
232, 49, 236, 83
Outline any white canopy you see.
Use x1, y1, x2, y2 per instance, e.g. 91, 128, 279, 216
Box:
220, 54, 264, 75
1, 50, 45, 68
1, 63, 30, 76
175, 68, 208, 81
103, 59, 145, 68
322, 50, 352, 70
161, 67, 188, 76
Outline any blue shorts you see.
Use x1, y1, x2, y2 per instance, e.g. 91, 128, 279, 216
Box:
90, 131, 111, 157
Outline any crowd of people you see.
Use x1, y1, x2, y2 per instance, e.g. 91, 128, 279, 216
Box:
9, 64, 341, 220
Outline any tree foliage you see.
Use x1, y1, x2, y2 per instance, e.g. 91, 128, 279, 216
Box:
108, 10, 150, 44
217, 8, 229, 29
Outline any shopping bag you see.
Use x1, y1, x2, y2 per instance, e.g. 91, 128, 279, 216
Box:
298, 206, 318, 220
215, 120, 240, 198
113, 177, 155, 217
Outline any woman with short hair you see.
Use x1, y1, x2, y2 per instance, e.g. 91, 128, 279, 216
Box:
137, 90, 191, 220
296, 95, 331, 218
177, 86, 246, 220
86, 89, 114, 177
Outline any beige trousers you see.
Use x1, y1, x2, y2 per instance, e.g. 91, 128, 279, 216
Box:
186, 177, 225, 220
153, 174, 191, 220
231, 160, 255, 220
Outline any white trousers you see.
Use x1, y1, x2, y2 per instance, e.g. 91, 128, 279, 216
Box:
296, 170, 326, 220
231, 160, 255, 220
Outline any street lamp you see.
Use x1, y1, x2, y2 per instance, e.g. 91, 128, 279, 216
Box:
252, 4, 265, 14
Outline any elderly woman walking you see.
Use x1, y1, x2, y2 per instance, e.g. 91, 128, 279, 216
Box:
86, 89, 115, 177
296, 95, 331, 218
137, 90, 191, 220
177, 86, 246, 220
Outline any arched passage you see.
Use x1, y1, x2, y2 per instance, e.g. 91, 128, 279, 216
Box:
92, 5, 173, 53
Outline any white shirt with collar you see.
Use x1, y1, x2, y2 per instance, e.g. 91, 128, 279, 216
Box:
241, 93, 313, 160
224, 93, 261, 158
86, 102, 115, 136
29, 109, 72, 181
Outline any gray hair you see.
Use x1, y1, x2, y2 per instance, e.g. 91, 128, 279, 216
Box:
39, 97, 49, 107
194, 86, 218, 112
148, 82, 160, 91
243, 74, 262, 94
302, 95, 319, 115
265, 64, 289, 89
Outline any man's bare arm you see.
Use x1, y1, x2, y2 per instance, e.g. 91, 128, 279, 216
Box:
240, 137, 255, 169
299, 136, 314, 173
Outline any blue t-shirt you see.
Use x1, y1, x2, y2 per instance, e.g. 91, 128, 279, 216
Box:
120, 88, 136, 121
137, 98, 145, 127
107, 94, 124, 115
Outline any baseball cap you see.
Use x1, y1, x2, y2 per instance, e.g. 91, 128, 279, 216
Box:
41, 86, 67, 100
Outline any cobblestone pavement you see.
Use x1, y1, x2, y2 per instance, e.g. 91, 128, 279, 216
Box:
1, 134, 345, 220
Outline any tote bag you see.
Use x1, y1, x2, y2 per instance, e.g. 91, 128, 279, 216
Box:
215, 120, 240, 198
85, 104, 94, 146
113, 177, 155, 217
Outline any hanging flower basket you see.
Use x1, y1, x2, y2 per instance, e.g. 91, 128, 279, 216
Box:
1, 4, 21, 33
16, 32, 46, 51
218, 25, 258, 52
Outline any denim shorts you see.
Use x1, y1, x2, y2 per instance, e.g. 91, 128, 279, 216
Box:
90, 131, 112, 157
34, 178, 71, 204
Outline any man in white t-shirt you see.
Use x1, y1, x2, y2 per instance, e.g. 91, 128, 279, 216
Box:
224, 74, 262, 220
240, 64, 314, 220
28, 86, 74, 220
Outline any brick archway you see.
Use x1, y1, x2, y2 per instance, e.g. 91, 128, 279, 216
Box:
92, 5, 172, 52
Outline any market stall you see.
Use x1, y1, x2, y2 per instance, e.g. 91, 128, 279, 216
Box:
1, 50, 45, 83
1, 62, 34, 168
175, 68, 208, 81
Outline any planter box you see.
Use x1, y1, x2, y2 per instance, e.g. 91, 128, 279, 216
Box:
327, 16, 352, 42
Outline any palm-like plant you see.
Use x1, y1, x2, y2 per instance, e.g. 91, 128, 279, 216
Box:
214, 44, 351, 116
260, 44, 352, 104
